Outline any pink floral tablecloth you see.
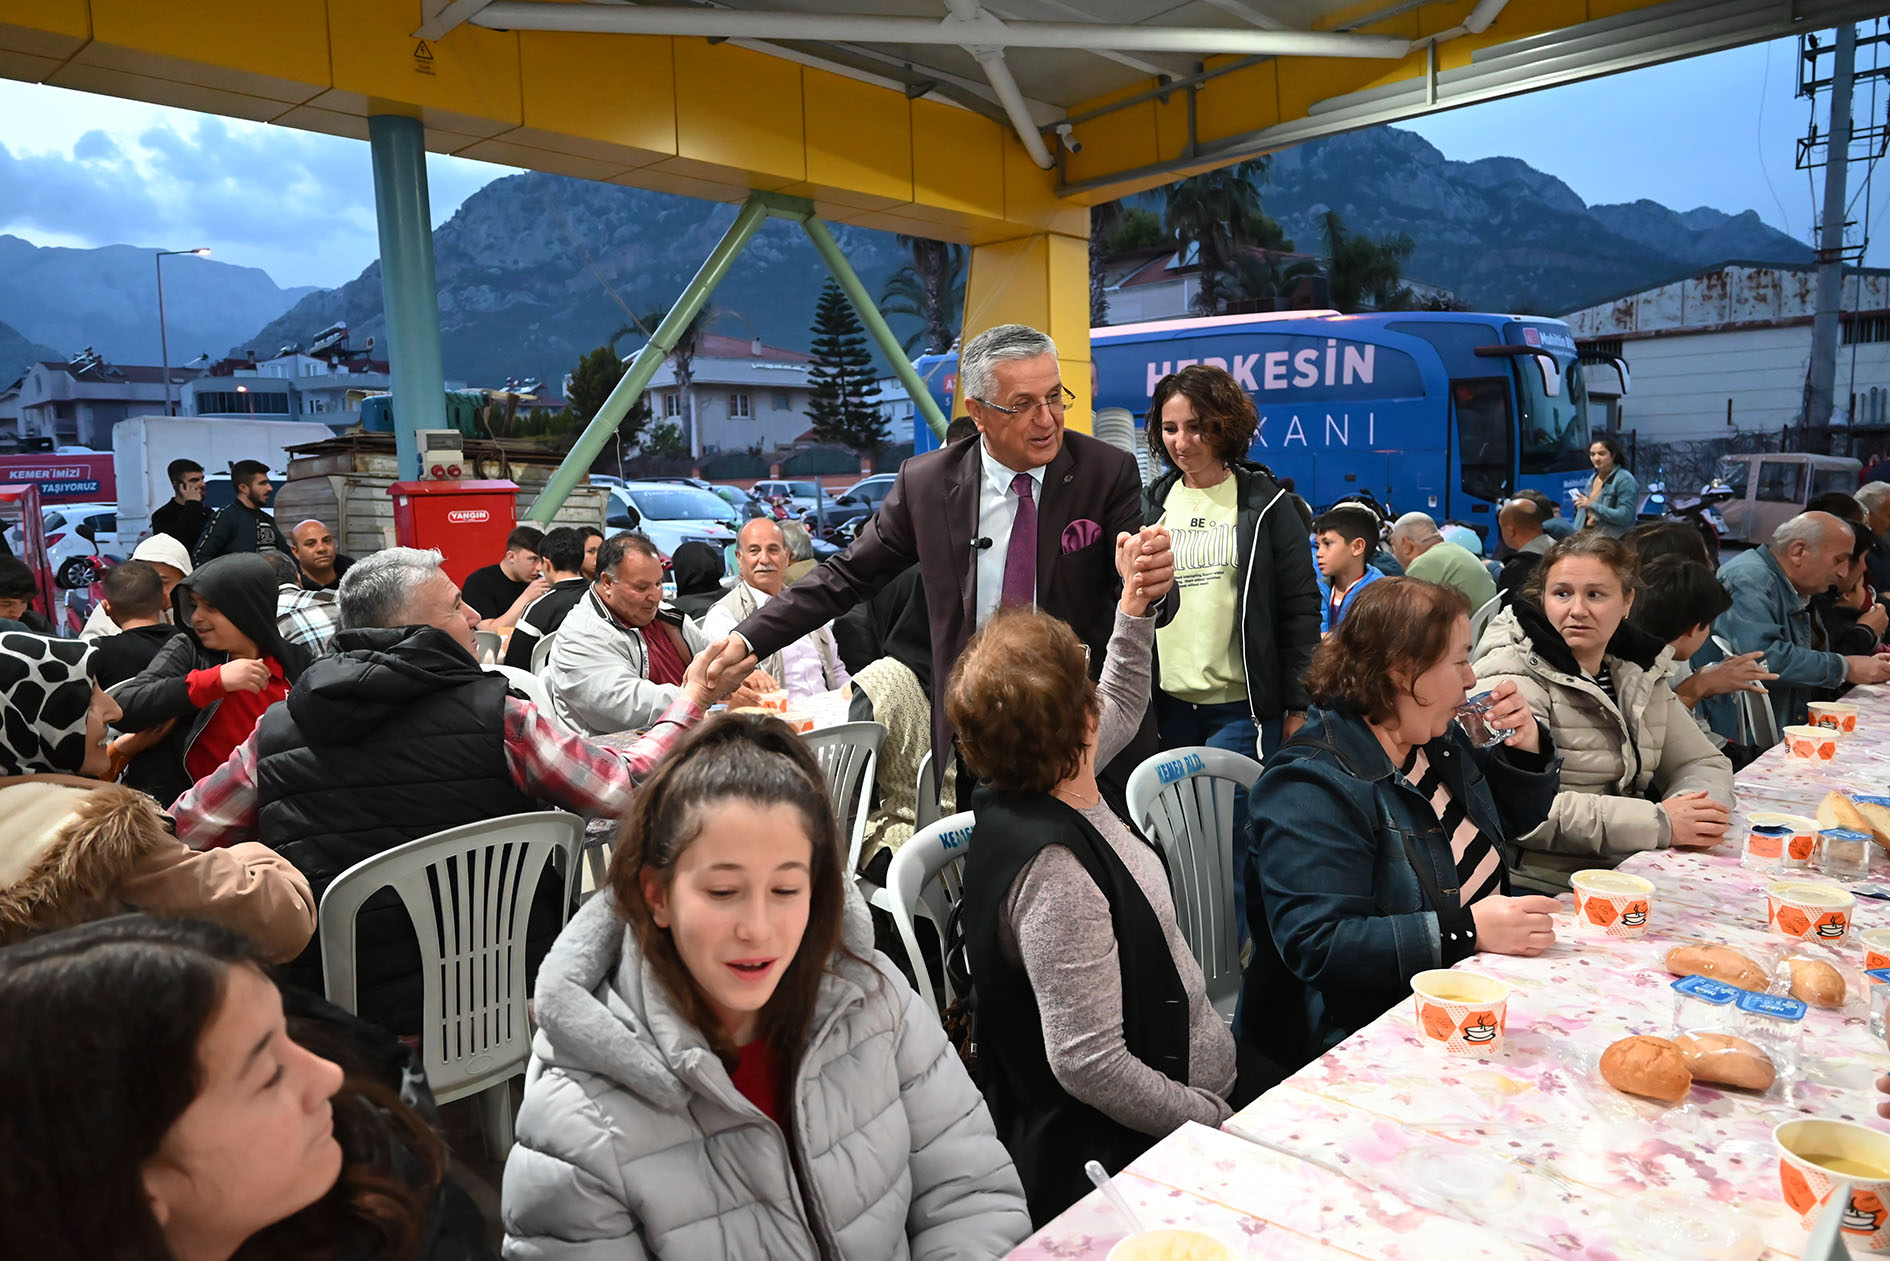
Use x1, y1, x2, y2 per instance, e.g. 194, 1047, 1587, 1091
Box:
1007, 1122, 1518, 1260
1018, 685, 1890, 1259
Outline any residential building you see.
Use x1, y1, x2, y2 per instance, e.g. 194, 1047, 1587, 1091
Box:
1095, 244, 1451, 325
2, 354, 180, 446
182, 349, 411, 426
1563, 260, 1890, 442
637, 333, 815, 456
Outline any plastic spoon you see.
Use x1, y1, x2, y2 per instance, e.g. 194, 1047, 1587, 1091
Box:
1805, 1181, 1853, 1261
1084, 1159, 1146, 1234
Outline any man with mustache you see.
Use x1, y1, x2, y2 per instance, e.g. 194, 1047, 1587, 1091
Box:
702, 518, 847, 699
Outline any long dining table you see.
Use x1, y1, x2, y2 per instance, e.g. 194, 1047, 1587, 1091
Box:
1011, 687, 1890, 1260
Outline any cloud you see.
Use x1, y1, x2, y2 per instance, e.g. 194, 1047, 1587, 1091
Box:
0, 83, 510, 288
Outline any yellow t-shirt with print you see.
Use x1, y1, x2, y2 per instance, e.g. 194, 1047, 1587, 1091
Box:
1155, 476, 1245, 705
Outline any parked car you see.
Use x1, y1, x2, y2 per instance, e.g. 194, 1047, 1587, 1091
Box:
707, 483, 771, 520
605, 482, 739, 562
836, 473, 897, 513
6, 502, 122, 588
751, 479, 840, 515
1711, 453, 1861, 546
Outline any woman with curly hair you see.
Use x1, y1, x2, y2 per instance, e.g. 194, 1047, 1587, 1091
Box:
1248, 578, 1563, 1066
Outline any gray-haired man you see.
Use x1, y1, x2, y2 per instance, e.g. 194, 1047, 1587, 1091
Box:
710, 322, 1177, 804
170, 546, 749, 1032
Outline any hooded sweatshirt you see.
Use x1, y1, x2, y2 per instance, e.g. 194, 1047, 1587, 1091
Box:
113, 554, 311, 806
669, 540, 727, 622
0, 632, 313, 959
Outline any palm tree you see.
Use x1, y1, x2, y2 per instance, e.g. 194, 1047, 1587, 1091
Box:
878, 235, 966, 355
1163, 158, 1277, 316
1225, 249, 1321, 312
1090, 200, 1128, 326
1320, 211, 1416, 313
621, 304, 719, 457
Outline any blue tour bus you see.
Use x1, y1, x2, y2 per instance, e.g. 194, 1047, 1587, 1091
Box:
914, 310, 1607, 534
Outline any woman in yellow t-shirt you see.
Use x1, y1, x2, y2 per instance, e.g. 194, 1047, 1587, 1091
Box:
1141, 365, 1324, 931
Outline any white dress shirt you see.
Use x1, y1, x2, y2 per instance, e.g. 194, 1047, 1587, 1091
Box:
975, 441, 1047, 629
702, 582, 850, 698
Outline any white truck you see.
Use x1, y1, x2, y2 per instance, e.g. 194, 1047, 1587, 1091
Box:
113, 416, 336, 544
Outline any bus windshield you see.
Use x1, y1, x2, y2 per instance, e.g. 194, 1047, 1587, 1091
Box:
1518, 356, 1590, 475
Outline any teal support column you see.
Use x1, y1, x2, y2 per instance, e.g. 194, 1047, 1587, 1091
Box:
530, 195, 771, 524
368, 115, 447, 481
799, 216, 949, 443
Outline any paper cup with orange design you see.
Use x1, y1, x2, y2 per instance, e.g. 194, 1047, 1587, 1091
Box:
1808, 701, 1861, 734
1766, 880, 1855, 944
1411, 969, 1509, 1055
1749, 811, 1823, 866
1775, 1118, 1890, 1252
1570, 869, 1656, 938
1785, 724, 1841, 761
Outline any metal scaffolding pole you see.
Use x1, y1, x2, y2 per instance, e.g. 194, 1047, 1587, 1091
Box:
527, 196, 770, 524
1808, 22, 1858, 433
368, 115, 449, 479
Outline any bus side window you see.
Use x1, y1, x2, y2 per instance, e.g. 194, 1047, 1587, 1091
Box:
1454, 378, 1514, 504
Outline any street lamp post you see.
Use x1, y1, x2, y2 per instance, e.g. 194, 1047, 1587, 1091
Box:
155, 248, 210, 416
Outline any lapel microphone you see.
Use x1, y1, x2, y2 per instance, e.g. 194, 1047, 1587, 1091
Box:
970, 537, 994, 550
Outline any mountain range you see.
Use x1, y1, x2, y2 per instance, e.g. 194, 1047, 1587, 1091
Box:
249, 175, 913, 393
0, 236, 316, 376
1255, 127, 1813, 312
0, 124, 1820, 394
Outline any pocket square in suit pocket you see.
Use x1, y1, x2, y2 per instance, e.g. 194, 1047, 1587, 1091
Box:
1060, 519, 1103, 554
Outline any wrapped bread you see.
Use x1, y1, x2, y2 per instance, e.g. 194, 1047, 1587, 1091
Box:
1787, 957, 1846, 1008
1664, 944, 1769, 992
1672, 1032, 1777, 1091
1601, 1035, 1693, 1102
1819, 791, 1890, 848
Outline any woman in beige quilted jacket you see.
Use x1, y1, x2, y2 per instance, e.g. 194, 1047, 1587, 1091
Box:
1471, 534, 1734, 893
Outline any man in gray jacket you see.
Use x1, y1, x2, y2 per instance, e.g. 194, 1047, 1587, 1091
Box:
545, 532, 769, 736
1711, 511, 1890, 736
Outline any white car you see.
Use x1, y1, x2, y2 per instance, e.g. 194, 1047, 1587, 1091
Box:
605, 483, 739, 563
6, 501, 122, 588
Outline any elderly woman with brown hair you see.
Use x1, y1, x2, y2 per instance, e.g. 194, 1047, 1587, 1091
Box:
947, 533, 1241, 1226
1247, 579, 1564, 1068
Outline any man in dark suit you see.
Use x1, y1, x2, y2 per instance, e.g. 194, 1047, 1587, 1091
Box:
708, 323, 1174, 799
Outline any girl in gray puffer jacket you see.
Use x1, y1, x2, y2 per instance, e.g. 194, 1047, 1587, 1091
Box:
501, 714, 1030, 1261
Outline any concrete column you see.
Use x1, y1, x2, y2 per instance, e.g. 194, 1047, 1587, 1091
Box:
368, 115, 447, 480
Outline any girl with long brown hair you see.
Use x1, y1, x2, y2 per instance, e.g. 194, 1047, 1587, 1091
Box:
502, 713, 1028, 1260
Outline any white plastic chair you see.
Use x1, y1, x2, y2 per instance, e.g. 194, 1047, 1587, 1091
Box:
885, 811, 975, 1016
318, 811, 583, 1158
803, 721, 886, 876
1712, 634, 1782, 749
484, 662, 555, 718
1469, 593, 1503, 645
473, 629, 503, 664
913, 749, 943, 834
1126, 746, 1264, 1022
529, 630, 558, 674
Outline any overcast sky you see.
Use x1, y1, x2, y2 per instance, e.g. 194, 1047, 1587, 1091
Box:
0, 30, 1882, 291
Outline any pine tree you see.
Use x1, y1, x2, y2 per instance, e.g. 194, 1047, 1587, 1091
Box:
806, 281, 886, 453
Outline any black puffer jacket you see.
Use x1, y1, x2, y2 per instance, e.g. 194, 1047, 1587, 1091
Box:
255, 625, 548, 1035
114, 553, 311, 806
1142, 460, 1322, 723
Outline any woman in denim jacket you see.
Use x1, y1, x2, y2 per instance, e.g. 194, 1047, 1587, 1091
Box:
1245, 578, 1564, 1067
1571, 434, 1640, 537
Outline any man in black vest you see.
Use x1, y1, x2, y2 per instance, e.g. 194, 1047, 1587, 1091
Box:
170, 545, 752, 1033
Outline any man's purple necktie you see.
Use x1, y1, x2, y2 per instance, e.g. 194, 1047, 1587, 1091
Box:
1001, 472, 1037, 608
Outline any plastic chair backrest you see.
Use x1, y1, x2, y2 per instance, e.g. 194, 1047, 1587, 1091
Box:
803, 721, 887, 875
1469, 593, 1503, 645
484, 663, 555, 719
913, 749, 942, 833
1712, 634, 1781, 749
886, 811, 975, 1016
529, 631, 557, 675
473, 629, 503, 665
1125, 746, 1264, 1014
317, 811, 583, 1105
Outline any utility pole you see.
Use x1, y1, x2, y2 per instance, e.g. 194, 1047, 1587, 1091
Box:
1807, 23, 1857, 437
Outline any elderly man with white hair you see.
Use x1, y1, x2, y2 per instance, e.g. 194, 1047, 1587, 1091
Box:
170, 546, 753, 1032
707, 322, 1177, 805
1389, 510, 1496, 610
1711, 510, 1890, 735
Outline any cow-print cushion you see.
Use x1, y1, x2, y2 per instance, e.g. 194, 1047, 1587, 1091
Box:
0, 632, 94, 776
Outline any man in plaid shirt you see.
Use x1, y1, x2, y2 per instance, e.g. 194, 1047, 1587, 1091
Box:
174, 547, 755, 850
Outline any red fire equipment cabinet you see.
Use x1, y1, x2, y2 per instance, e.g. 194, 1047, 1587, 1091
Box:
388, 480, 519, 588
